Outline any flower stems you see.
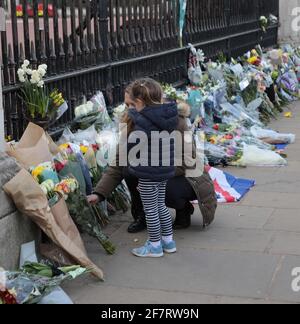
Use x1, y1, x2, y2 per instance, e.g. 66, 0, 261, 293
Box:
66, 191, 116, 255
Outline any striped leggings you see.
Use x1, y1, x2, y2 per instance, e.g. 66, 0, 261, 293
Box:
138, 179, 173, 243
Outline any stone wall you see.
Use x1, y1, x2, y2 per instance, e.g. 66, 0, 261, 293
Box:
279, 0, 300, 45
0, 153, 39, 270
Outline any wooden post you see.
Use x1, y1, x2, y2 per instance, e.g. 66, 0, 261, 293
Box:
0, 6, 5, 151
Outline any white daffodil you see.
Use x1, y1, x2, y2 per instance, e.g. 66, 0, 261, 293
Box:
30, 70, 41, 84
21, 60, 30, 70
23, 59, 30, 67
17, 68, 25, 76
26, 68, 33, 75
38, 67, 47, 77
37, 80, 45, 88
17, 68, 26, 82
39, 64, 48, 71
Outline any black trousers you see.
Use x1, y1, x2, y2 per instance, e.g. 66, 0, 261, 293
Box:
125, 175, 197, 220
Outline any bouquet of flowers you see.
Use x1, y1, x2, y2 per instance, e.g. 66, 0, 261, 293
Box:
74, 92, 112, 131
56, 144, 110, 221
58, 127, 131, 216
75, 101, 95, 119
54, 178, 79, 201
0, 264, 88, 304
18, 60, 68, 126
30, 162, 78, 207
67, 189, 116, 254
207, 61, 224, 82
56, 142, 117, 254
21, 262, 88, 279
108, 183, 132, 213
223, 69, 240, 99
57, 143, 93, 195
248, 56, 262, 67
258, 92, 277, 124
162, 83, 188, 102
278, 72, 300, 100
232, 143, 287, 167
204, 128, 244, 166
188, 44, 206, 86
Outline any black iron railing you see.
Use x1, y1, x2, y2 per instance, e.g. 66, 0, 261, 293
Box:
0, 0, 279, 140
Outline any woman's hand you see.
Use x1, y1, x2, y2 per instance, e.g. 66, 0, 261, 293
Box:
87, 194, 100, 205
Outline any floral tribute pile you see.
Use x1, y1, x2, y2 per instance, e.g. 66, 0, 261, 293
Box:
160, 43, 298, 167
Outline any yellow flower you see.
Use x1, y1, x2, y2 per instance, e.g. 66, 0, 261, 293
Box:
59, 143, 70, 151
209, 136, 217, 145
251, 49, 259, 57
248, 56, 258, 64
80, 145, 89, 155
32, 166, 46, 180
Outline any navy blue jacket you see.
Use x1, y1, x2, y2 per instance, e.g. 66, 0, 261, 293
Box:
127, 103, 178, 182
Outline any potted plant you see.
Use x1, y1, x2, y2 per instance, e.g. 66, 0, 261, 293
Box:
18, 60, 67, 129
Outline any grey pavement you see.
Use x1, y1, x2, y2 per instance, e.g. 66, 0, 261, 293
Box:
63, 102, 300, 304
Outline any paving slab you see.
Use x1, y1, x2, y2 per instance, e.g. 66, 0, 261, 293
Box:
82, 247, 280, 300
108, 223, 274, 253
240, 191, 300, 209
62, 284, 219, 304
269, 255, 300, 303
267, 232, 300, 256
264, 210, 300, 233
209, 205, 274, 230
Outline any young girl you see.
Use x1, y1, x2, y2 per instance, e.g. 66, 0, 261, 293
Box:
127, 78, 178, 258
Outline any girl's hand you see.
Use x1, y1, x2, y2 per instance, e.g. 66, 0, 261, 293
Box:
87, 194, 100, 205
